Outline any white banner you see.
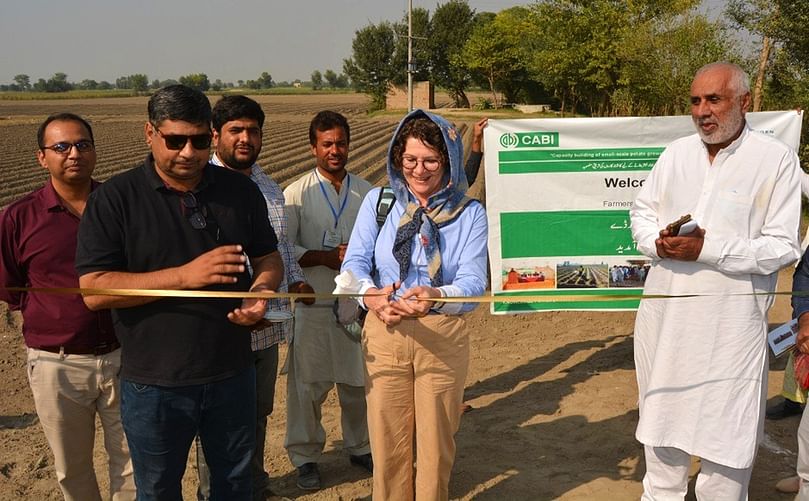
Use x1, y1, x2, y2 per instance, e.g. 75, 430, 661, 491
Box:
484, 111, 804, 314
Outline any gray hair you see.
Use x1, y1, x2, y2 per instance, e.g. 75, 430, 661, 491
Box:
694, 62, 751, 96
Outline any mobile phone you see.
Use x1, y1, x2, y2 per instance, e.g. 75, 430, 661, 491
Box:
665, 214, 692, 236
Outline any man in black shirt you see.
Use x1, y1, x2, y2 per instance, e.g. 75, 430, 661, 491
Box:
76, 85, 283, 500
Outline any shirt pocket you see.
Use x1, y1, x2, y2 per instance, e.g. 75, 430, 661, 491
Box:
713, 190, 754, 237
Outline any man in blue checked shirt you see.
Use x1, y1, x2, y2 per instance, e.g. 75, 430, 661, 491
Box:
199, 95, 312, 501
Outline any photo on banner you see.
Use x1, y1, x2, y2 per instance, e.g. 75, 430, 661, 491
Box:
484, 111, 804, 314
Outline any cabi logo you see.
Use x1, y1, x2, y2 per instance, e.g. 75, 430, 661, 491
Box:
500, 131, 560, 149
499, 133, 519, 148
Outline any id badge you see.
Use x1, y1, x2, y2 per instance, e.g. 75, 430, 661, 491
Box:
323, 229, 341, 249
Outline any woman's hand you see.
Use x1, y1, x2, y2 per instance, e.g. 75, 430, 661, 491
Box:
365, 283, 403, 326
390, 285, 441, 318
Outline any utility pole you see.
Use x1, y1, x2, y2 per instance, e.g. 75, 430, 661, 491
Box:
407, 0, 414, 112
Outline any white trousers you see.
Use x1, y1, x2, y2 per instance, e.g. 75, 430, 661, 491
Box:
641, 445, 750, 501
796, 407, 809, 500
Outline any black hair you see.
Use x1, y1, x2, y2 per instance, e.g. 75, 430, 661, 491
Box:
211, 95, 265, 132
148, 84, 211, 127
308, 110, 350, 146
37, 113, 94, 149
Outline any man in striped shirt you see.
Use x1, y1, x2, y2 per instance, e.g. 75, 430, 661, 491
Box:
197, 95, 311, 501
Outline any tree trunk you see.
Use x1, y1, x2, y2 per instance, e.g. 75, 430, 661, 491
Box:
753, 35, 772, 112
488, 70, 499, 109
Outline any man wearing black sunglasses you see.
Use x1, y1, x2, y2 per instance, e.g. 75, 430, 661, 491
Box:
76, 85, 284, 500
0, 113, 136, 500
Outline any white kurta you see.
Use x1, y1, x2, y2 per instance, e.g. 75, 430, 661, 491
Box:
284, 169, 372, 386
631, 126, 801, 469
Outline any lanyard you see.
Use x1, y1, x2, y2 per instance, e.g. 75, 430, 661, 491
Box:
316, 170, 351, 228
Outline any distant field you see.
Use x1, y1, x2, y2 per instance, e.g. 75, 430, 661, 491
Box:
0, 93, 485, 209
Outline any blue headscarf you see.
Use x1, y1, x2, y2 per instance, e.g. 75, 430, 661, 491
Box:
387, 109, 474, 287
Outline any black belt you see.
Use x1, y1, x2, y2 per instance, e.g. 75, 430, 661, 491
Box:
34, 341, 120, 356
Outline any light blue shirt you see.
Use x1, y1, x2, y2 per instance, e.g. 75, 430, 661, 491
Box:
342, 187, 488, 315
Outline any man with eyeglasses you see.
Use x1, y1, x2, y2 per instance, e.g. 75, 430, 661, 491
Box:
189, 95, 312, 501
0, 113, 135, 500
282, 110, 372, 491
75, 85, 284, 500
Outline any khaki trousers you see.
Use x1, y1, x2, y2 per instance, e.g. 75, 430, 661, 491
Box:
26, 347, 135, 501
363, 313, 469, 501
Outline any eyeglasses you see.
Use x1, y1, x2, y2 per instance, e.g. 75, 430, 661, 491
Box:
401, 155, 441, 171
153, 125, 212, 151
42, 141, 95, 154
180, 191, 207, 230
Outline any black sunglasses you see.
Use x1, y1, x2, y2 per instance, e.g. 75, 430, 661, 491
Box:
180, 191, 207, 230
153, 125, 212, 151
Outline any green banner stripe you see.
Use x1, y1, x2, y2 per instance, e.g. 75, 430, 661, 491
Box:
494, 299, 640, 312
501, 211, 639, 257
499, 148, 664, 161
498, 147, 663, 174
492, 289, 643, 312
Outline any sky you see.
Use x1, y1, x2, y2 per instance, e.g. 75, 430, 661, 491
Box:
0, 0, 728, 86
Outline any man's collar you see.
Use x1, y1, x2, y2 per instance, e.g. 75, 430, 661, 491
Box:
41, 178, 98, 211
143, 153, 214, 193
210, 153, 260, 178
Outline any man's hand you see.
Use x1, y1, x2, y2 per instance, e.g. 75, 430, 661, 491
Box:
300, 244, 347, 271
365, 283, 402, 326
179, 245, 247, 288
655, 227, 705, 261
797, 314, 809, 354
227, 297, 268, 327
389, 285, 441, 317
289, 281, 315, 305
471, 117, 488, 153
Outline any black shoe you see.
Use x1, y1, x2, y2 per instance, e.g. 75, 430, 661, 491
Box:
296, 463, 321, 491
350, 453, 373, 473
766, 399, 804, 420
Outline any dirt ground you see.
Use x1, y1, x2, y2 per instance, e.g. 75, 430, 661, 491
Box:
0, 269, 803, 500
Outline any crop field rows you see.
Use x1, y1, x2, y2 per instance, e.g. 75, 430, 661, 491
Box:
0, 94, 482, 209
556, 265, 609, 288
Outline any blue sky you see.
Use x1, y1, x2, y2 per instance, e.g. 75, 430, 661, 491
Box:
0, 0, 729, 85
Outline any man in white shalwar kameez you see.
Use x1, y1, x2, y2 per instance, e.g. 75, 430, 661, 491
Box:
283, 111, 373, 491
630, 62, 802, 499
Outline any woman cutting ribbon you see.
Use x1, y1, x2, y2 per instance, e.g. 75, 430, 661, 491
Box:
342, 110, 488, 500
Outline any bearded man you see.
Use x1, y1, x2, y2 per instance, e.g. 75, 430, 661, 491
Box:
630, 61, 802, 499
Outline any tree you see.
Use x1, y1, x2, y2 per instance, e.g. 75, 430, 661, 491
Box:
130, 74, 148, 92
77, 79, 99, 90
323, 70, 349, 88
257, 71, 274, 89
212, 79, 224, 91
13, 74, 30, 91
179, 73, 210, 91
428, 0, 476, 107
727, 0, 781, 111
98, 81, 113, 90
462, 7, 535, 107
343, 22, 397, 110
311, 70, 323, 90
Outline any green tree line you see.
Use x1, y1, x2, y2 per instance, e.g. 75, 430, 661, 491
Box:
344, 0, 809, 120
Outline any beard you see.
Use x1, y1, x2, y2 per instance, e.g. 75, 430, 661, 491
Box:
693, 107, 745, 145
219, 146, 258, 171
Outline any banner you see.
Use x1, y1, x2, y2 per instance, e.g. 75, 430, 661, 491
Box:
485, 111, 804, 314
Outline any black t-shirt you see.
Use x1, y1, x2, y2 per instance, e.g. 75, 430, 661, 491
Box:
76, 155, 278, 386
